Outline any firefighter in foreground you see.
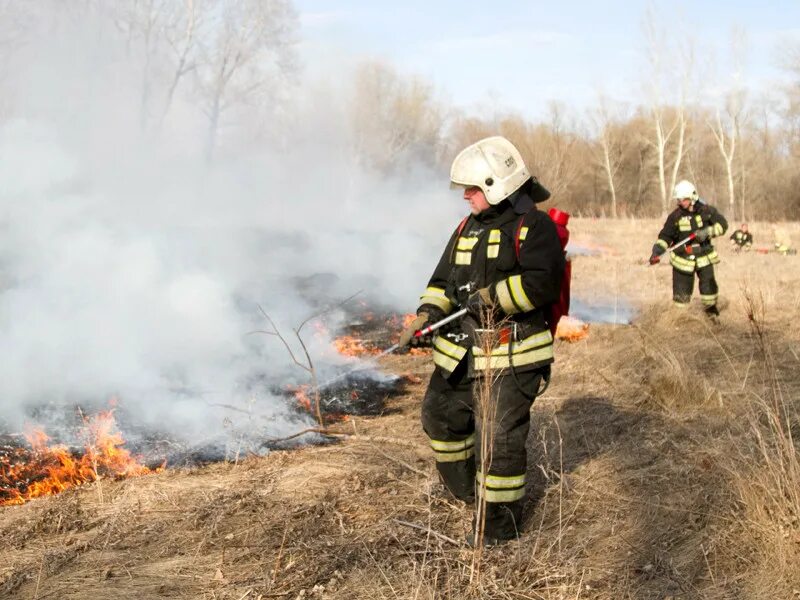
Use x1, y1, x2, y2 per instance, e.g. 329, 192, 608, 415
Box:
398, 136, 566, 545
649, 180, 728, 316
730, 223, 753, 252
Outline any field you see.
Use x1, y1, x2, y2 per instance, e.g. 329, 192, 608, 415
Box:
2, 218, 800, 600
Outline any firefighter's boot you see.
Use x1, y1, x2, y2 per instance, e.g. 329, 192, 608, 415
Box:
469, 500, 524, 545
437, 455, 476, 503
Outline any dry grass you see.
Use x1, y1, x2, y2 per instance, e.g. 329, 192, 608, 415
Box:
2, 219, 800, 599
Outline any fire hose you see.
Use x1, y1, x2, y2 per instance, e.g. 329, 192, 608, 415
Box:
649, 233, 696, 265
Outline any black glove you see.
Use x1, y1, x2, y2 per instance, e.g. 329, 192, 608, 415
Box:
649, 243, 665, 265
694, 227, 712, 242
398, 312, 430, 347
465, 287, 499, 323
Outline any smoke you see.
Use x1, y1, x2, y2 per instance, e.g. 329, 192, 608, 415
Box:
0, 5, 461, 449
570, 298, 634, 326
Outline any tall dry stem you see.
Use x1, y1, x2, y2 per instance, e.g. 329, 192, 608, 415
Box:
469, 307, 506, 585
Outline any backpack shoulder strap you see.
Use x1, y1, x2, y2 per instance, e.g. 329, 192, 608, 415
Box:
448, 216, 471, 263
456, 216, 469, 237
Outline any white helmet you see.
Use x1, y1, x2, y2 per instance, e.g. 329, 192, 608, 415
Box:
673, 179, 699, 203
450, 136, 530, 205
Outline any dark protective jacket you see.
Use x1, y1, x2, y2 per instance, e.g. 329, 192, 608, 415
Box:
730, 229, 753, 248
417, 191, 565, 376
654, 202, 728, 273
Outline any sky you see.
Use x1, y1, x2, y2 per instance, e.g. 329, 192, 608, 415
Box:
294, 0, 800, 119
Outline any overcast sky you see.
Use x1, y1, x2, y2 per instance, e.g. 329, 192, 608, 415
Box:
294, 0, 800, 119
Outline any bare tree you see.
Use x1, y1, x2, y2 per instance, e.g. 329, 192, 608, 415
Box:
193, 0, 298, 161
707, 28, 749, 221
350, 60, 443, 172
589, 93, 629, 217
111, 0, 173, 132
499, 104, 585, 201
641, 7, 694, 212
777, 40, 800, 163
536, 102, 584, 199
159, 0, 202, 128
708, 91, 747, 220
107, 0, 208, 133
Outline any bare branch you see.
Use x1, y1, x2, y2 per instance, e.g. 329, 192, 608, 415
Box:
254, 305, 310, 374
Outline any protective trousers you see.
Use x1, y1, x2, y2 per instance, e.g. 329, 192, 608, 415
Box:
672, 264, 718, 310
421, 359, 543, 541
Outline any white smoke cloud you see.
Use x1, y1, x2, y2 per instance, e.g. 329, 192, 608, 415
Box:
0, 4, 461, 451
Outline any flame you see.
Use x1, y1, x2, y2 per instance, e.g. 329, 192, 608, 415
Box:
556, 316, 589, 342
1, 411, 161, 506
289, 384, 313, 412
332, 335, 381, 357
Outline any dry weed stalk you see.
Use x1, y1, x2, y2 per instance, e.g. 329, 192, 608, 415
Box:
469, 307, 506, 586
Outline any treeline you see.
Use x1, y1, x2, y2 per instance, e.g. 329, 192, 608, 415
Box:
3, 1, 800, 220
350, 27, 800, 221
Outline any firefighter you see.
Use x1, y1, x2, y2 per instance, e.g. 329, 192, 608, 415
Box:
398, 136, 565, 545
729, 223, 752, 252
772, 225, 795, 255
649, 180, 728, 317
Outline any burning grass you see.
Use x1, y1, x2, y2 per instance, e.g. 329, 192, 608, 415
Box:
333, 312, 431, 357
0, 309, 418, 508
0, 411, 161, 507
285, 372, 409, 420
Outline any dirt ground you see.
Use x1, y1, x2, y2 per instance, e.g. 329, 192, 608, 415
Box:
2, 218, 799, 599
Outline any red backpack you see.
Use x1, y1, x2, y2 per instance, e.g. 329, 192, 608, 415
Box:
544, 208, 571, 336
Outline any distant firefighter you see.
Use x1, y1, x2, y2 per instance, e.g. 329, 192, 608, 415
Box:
649, 180, 728, 318
771, 225, 795, 255
730, 223, 753, 252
